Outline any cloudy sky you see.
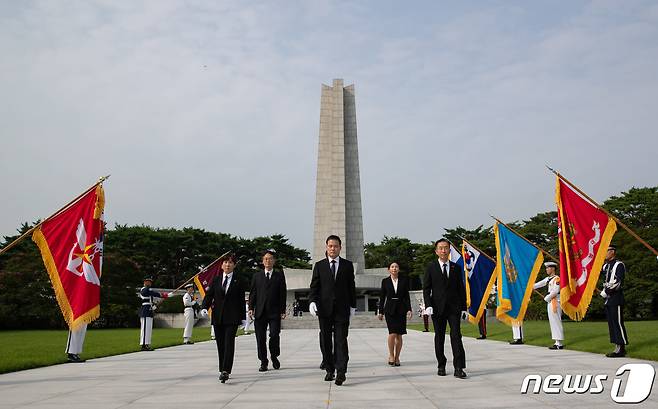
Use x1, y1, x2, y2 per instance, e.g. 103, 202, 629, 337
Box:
1, 0, 657, 253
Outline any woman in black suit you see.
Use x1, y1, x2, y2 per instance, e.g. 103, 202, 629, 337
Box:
201, 254, 246, 383
378, 261, 412, 366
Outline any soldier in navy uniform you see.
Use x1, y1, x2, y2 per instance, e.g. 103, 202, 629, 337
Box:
138, 277, 167, 351
600, 245, 629, 357
182, 283, 199, 344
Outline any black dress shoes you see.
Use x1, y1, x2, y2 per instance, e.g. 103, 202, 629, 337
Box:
335, 372, 346, 386
219, 371, 229, 383
476, 335, 486, 340
67, 354, 85, 363
320, 362, 326, 370
437, 367, 446, 376
606, 351, 626, 358
509, 339, 524, 345
272, 357, 280, 369
141, 345, 154, 351
324, 372, 335, 381
548, 344, 564, 350
454, 368, 467, 379
258, 364, 268, 372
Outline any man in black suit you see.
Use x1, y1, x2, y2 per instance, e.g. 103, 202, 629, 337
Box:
200, 254, 246, 383
248, 250, 287, 371
309, 235, 356, 386
423, 238, 468, 379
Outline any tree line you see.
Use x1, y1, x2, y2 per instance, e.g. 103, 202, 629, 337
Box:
1, 186, 656, 329
364, 186, 658, 320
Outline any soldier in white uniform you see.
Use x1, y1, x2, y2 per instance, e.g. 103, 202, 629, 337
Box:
65, 324, 87, 363
182, 283, 198, 344
510, 324, 524, 344
533, 261, 564, 349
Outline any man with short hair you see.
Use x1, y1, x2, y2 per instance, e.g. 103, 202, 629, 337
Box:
309, 235, 356, 386
423, 238, 468, 379
249, 250, 287, 372
600, 245, 629, 358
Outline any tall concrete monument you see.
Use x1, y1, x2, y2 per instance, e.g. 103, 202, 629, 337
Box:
312, 79, 366, 274
284, 79, 387, 313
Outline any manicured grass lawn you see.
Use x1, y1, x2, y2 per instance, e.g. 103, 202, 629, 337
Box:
408, 320, 658, 362
0, 327, 240, 374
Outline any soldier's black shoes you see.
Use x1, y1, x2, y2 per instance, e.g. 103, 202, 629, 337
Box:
437, 367, 446, 376
141, 345, 154, 351
476, 335, 486, 340
454, 368, 467, 379
509, 339, 524, 345
67, 354, 85, 363
335, 373, 346, 386
219, 371, 229, 383
319, 362, 326, 370
548, 344, 564, 350
259, 364, 268, 372
324, 372, 335, 381
606, 351, 626, 358
183, 341, 194, 345
272, 357, 280, 369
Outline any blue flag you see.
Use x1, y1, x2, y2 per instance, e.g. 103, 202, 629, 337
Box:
462, 240, 497, 324
449, 243, 466, 286
494, 222, 543, 326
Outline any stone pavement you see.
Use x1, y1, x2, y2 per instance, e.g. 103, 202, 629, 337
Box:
0, 328, 656, 409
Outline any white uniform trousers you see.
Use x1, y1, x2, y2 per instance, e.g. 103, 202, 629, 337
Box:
547, 302, 564, 342
512, 324, 523, 340
66, 324, 87, 354
183, 308, 195, 340
140, 317, 153, 345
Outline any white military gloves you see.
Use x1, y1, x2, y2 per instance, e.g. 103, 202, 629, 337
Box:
167, 292, 174, 297
544, 294, 552, 302
460, 311, 468, 320
424, 307, 433, 316
600, 289, 608, 298
199, 309, 209, 318
309, 302, 318, 317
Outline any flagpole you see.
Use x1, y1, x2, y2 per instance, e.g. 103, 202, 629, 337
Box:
458, 235, 496, 262
489, 215, 559, 262
169, 250, 231, 293
547, 166, 658, 257
0, 175, 110, 257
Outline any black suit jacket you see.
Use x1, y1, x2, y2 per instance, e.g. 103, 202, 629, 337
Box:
378, 276, 412, 316
202, 274, 246, 326
309, 257, 357, 323
423, 260, 467, 316
248, 269, 287, 319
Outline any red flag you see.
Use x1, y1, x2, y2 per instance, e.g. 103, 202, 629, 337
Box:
556, 176, 616, 320
194, 256, 225, 300
32, 184, 105, 329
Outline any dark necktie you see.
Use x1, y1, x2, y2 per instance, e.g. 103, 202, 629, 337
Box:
331, 260, 337, 280
266, 271, 271, 280
442, 263, 448, 278
222, 275, 229, 293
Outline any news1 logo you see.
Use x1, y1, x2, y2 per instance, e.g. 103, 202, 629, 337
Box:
521, 363, 656, 404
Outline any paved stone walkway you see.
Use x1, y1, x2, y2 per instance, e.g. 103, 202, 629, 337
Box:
0, 328, 656, 408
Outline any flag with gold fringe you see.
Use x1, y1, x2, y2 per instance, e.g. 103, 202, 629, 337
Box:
462, 239, 497, 325
31, 184, 105, 330
494, 221, 543, 326
194, 255, 226, 300
556, 176, 616, 321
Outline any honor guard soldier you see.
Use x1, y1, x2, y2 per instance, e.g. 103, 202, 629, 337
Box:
533, 261, 564, 349
138, 277, 167, 351
182, 283, 199, 344
600, 245, 629, 357
66, 324, 87, 363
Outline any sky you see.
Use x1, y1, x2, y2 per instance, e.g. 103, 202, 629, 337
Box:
1, 0, 658, 253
